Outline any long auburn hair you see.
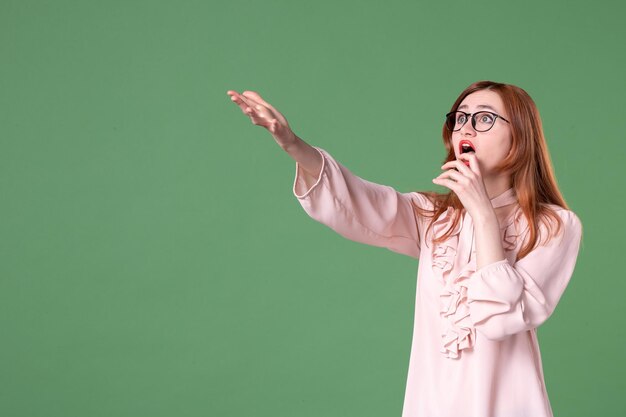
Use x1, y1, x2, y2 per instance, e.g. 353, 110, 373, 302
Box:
414, 81, 571, 261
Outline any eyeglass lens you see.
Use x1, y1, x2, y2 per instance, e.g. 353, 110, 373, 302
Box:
447, 111, 496, 132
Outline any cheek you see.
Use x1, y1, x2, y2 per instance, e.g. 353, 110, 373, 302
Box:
489, 139, 512, 165
480, 135, 511, 167
497, 142, 512, 158
501, 137, 513, 157
491, 131, 512, 154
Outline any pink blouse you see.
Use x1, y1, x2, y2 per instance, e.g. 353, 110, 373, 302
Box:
292, 146, 583, 417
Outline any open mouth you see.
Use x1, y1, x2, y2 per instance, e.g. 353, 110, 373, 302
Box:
459, 140, 476, 154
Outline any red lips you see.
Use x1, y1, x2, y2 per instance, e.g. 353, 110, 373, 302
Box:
458, 140, 475, 167
458, 139, 476, 154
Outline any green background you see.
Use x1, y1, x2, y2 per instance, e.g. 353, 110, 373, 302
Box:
1, 0, 624, 416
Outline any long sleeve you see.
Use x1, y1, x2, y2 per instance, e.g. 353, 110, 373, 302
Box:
465, 208, 583, 341
292, 146, 431, 259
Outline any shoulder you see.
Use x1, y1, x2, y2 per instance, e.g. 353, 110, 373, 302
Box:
512, 204, 582, 247
411, 190, 450, 206
537, 204, 583, 246
544, 204, 582, 229
408, 191, 438, 212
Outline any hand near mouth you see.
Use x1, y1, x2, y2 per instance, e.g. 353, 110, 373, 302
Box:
432, 152, 493, 221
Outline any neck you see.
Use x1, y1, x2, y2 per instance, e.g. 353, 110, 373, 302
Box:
484, 174, 513, 200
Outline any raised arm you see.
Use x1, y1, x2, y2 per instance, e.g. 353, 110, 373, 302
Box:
227, 89, 322, 174
227, 89, 431, 259
291, 145, 431, 259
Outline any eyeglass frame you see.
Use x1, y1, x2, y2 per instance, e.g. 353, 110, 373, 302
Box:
445, 110, 511, 132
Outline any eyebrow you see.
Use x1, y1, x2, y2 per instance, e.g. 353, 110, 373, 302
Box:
457, 104, 499, 112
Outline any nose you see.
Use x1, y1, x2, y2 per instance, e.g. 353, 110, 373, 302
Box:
458, 115, 476, 136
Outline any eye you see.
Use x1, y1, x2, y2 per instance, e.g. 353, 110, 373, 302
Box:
457, 114, 466, 123
479, 113, 494, 123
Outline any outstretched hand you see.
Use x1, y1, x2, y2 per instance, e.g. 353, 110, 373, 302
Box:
432, 152, 494, 222
227, 90, 296, 149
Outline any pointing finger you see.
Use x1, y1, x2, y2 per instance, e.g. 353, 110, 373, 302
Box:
230, 91, 264, 116
228, 91, 252, 110
242, 91, 280, 114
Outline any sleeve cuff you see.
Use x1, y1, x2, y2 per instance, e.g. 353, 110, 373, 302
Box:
293, 146, 326, 199
472, 258, 509, 276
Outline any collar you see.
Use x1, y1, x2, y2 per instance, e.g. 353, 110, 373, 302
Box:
489, 187, 517, 209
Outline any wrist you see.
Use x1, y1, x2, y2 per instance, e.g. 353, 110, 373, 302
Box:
473, 208, 498, 228
276, 129, 298, 151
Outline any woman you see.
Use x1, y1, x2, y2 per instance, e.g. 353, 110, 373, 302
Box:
226, 81, 583, 417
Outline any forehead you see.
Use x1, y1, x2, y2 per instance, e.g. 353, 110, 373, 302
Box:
457, 90, 505, 113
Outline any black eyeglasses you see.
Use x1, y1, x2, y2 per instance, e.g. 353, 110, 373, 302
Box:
445, 110, 511, 132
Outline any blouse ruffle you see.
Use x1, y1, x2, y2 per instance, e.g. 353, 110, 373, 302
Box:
431, 206, 520, 359
431, 207, 475, 359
